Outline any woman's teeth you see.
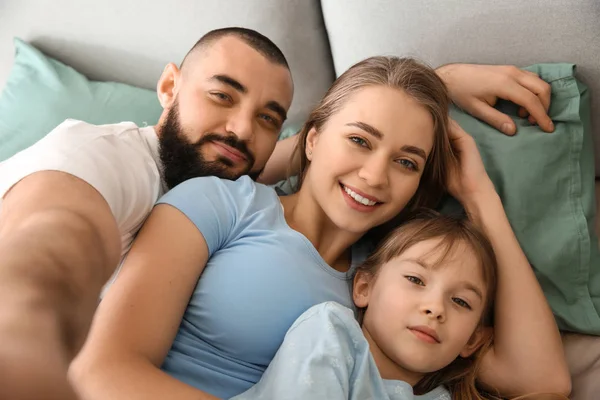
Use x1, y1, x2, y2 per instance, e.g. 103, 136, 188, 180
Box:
343, 185, 377, 206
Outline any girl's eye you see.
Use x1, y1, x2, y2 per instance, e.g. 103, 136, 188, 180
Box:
397, 158, 418, 171
452, 298, 472, 310
405, 276, 425, 286
349, 136, 369, 148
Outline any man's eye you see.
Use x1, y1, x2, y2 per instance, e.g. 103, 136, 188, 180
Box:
260, 114, 277, 124
211, 92, 232, 102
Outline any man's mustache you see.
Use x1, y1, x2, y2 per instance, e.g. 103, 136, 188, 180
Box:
195, 133, 255, 166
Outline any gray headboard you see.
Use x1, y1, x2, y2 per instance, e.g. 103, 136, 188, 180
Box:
321, 0, 600, 176
0, 0, 335, 129
1, 0, 599, 174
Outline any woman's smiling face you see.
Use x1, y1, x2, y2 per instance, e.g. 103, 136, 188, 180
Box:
303, 85, 435, 234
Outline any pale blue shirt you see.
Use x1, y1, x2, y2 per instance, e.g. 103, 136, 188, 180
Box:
232, 302, 451, 400
156, 176, 367, 399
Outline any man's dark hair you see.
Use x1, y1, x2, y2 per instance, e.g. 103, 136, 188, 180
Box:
181, 27, 289, 69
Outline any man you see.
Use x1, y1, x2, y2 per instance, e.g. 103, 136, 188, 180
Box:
0, 26, 553, 399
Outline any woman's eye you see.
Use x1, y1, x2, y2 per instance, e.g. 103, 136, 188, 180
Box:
350, 136, 369, 148
405, 276, 424, 286
453, 298, 471, 309
397, 159, 418, 171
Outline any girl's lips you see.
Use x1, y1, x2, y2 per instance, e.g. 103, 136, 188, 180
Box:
409, 326, 440, 344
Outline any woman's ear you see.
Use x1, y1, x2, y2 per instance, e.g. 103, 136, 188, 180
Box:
353, 271, 372, 308
460, 326, 492, 358
305, 127, 319, 161
156, 63, 181, 109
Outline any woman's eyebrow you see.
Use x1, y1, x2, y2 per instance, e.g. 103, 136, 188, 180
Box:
346, 121, 383, 139
401, 145, 427, 161
346, 122, 427, 160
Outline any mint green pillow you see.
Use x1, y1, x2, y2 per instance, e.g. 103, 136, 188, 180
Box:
440, 64, 600, 335
0, 38, 163, 161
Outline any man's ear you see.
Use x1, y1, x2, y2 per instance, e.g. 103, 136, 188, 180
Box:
305, 127, 319, 161
156, 63, 181, 109
353, 271, 372, 308
460, 326, 493, 358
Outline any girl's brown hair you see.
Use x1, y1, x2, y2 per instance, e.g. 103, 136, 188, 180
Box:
291, 57, 456, 224
354, 211, 570, 400
354, 209, 499, 400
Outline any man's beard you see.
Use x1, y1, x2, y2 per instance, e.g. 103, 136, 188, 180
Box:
158, 102, 261, 190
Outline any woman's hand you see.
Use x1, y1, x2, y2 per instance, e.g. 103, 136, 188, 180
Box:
444, 125, 570, 397
437, 64, 554, 135
446, 119, 496, 206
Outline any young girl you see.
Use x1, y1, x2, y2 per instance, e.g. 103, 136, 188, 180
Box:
232, 212, 567, 400
71, 57, 567, 400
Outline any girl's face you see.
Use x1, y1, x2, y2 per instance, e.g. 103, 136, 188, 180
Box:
353, 238, 489, 384
302, 85, 435, 234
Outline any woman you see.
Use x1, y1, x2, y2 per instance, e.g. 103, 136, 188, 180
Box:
70, 57, 569, 399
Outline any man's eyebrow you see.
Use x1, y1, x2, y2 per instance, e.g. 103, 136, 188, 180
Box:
211, 74, 247, 94
211, 75, 286, 122
346, 122, 427, 161
266, 101, 287, 122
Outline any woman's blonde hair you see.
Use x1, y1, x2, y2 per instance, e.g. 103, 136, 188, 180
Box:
291, 57, 456, 226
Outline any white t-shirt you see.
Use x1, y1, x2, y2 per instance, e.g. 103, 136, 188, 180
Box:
0, 119, 165, 262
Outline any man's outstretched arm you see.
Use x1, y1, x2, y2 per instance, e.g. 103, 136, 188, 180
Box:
0, 171, 121, 400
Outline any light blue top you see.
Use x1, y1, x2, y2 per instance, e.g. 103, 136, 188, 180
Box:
156, 176, 366, 399
232, 302, 451, 400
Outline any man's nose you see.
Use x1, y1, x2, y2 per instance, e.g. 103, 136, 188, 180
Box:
225, 109, 254, 142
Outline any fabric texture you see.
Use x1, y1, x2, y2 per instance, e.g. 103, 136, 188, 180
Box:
439, 64, 600, 334
321, 0, 600, 175
0, 39, 163, 161
155, 176, 361, 399
0, 119, 164, 259
563, 332, 600, 399
232, 302, 450, 400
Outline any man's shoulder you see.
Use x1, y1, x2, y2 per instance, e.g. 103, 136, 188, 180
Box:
56, 118, 141, 131
49, 119, 146, 141
6, 118, 160, 169
0, 118, 162, 214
